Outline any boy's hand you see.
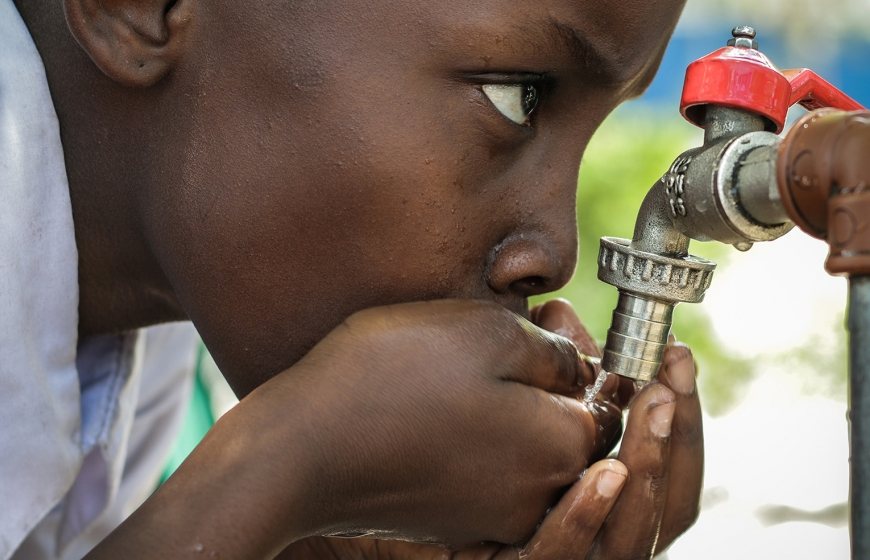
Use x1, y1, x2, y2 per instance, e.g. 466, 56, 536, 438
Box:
278, 300, 703, 559
260, 299, 621, 546
278, 458, 629, 559
89, 299, 700, 559
93, 298, 620, 558
529, 300, 705, 557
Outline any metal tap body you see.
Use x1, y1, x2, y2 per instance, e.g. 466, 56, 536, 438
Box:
598, 26, 863, 384
599, 104, 792, 382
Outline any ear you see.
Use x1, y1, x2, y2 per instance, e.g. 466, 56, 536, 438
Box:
62, 0, 193, 87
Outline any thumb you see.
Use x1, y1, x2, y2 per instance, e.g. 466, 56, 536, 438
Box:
495, 459, 628, 559
533, 299, 600, 387
501, 320, 588, 396
534, 299, 601, 361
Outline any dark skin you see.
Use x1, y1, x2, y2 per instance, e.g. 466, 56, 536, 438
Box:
14, 0, 701, 558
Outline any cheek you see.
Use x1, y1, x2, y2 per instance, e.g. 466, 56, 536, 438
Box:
147, 16, 602, 393
150, 84, 517, 393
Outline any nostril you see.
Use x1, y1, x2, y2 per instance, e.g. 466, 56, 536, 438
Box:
513, 276, 545, 293
486, 234, 570, 297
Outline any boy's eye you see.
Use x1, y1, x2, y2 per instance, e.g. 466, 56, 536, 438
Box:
481, 83, 540, 126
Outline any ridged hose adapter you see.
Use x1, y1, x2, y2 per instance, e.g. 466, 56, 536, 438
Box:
597, 237, 716, 382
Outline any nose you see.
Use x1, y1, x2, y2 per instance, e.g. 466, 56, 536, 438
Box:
485, 229, 578, 298
484, 134, 585, 300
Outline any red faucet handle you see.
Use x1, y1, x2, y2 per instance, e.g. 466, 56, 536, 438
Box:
784, 68, 865, 113
680, 44, 791, 133
680, 27, 867, 134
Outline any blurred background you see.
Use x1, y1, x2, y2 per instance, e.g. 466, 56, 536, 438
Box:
166, 2, 870, 558
541, 1, 869, 558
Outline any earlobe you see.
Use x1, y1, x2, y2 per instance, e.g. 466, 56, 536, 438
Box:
62, 0, 192, 87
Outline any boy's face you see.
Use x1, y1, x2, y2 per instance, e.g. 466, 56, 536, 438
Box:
146, 0, 684, 394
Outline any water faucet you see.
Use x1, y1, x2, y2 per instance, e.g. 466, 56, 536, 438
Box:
598, 26, 865, 384
595, 25, 870, 558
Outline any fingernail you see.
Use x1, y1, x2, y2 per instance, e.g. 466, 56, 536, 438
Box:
597, 465, 628, 498
649, 400, 676, 438
668, 332, 677, 345
662, 344, 695, 396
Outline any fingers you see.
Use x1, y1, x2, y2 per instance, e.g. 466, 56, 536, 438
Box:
509, 460, 628, 560
533, 299, 602, 360
531, 300, 635, 407
579, 398, 624, 462
522, 391, 623, 477
531, 299, 600, 390
603, 373, 637, 410
504, 322, 588, 396
523, 299, 623, 460
655, 343, 704, 550
594, 383, 676, 560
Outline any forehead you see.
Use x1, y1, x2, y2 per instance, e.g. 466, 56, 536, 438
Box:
314, 0, 686, 93
237, 1, 685, 86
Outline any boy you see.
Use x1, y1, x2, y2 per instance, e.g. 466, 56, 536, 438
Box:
2, 0, 702, 558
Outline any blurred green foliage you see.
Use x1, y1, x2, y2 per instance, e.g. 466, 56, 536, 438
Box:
533, 108, 756, 416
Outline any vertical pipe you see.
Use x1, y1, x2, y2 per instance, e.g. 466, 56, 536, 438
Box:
850, 276, 870, 559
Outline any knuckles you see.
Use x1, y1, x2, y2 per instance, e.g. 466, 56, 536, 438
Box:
671, 416, 704, 447
336, 299, 545, 375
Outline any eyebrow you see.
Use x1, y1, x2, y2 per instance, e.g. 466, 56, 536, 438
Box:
547, 19, 656, 96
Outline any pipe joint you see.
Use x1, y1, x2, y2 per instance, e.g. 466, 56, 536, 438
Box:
777, 109, 870, 277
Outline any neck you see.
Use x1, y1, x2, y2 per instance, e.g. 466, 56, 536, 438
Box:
16, 1, 186, 336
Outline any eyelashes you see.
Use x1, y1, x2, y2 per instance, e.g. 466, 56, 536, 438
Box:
481, 83, 541, 126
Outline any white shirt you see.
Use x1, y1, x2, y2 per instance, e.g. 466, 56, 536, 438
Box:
0, 2, 199, 557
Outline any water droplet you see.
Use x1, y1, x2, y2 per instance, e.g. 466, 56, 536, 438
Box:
584, 369, 609, 403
